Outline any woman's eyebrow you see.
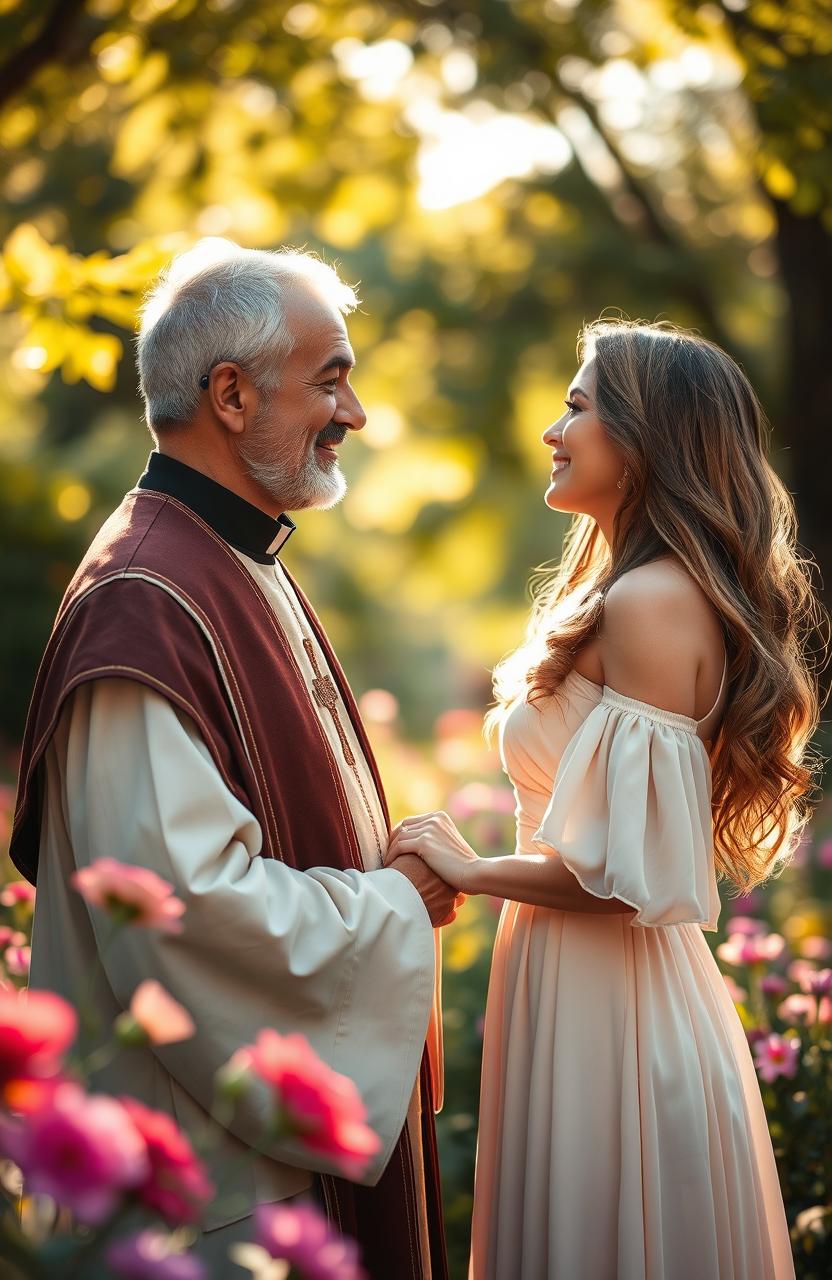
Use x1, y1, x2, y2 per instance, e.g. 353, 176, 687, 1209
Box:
567, 386, 589, 400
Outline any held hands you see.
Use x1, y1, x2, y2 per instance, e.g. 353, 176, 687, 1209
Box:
386, 811, 481, 894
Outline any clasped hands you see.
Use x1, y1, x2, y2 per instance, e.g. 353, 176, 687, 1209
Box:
384, 811, 480, 928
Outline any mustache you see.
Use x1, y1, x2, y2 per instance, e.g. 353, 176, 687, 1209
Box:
316, 423, 347, 446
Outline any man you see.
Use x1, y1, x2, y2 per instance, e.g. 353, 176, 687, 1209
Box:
10, 239, 454, 1277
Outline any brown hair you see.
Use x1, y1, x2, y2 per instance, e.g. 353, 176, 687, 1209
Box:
490, 318, 825, 893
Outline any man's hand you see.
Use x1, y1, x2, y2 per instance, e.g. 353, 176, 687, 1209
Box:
387, 853, 465, 927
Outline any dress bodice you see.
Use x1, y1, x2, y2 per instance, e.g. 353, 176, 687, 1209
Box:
497, 668, 721, 930
500, 670, 604, 856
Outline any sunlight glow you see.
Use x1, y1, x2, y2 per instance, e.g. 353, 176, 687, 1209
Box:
415, 106, 571, 210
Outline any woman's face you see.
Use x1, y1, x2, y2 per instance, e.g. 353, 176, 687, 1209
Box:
542, 356, 627, 528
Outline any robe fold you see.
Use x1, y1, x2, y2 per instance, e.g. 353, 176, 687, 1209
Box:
10, 451, 448, 1279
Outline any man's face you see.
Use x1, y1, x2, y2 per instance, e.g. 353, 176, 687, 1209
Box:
237, 285, 366, 512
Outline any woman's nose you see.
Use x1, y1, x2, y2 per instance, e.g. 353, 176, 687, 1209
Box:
542, 423, 562, 446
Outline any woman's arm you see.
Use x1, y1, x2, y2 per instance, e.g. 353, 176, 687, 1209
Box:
465, 850, 637, 915
386, 815, 635, 915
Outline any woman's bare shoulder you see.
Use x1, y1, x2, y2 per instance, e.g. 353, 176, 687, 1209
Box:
600, 559, 723, 714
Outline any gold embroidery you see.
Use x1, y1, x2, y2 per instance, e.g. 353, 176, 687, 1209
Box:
275, 579, 384, 866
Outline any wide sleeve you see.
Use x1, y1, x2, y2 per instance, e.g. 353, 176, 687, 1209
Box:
531, 689, 720, 930
48, 679, 435, 1185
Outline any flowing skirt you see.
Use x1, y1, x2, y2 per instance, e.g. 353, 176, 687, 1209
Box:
469, 902, 794, 1279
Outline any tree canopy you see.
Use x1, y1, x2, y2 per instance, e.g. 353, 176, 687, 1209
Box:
1, 0, 830, 741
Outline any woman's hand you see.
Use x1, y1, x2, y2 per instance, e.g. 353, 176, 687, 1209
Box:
385, 811, 481, 892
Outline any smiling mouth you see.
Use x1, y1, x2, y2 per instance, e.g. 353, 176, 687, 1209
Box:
551, 458, 571, 475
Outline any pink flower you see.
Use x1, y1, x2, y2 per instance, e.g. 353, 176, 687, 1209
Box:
244, 1030, 380, 1178
722, 975, 747, 1004
787, 958, 817, 986
760, 973, 789, 997
0, 1082, 149, 1223
716, 931, 785, 967
0, 927, 26, 948
4, 946, 30, 977
107, 1229, 206, 1280
753, 1033, 801, 1083
124, 981, 195, 1046
798, 967, 832, 996
725, 916, 767, 938
800, 935, 832, 961
255, 1199, 366, 1280
815, 837, 832, 869
0, 881, 35, 908
72, 858, 185, 933
778, 994, 818, 1025
119, 1097, 214, 1224
448, 783, 516, 821
434, 708, 481, 740
357, 689, 399, 725
0, 988, 77, 1096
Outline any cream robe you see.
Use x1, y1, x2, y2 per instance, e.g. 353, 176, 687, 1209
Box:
29, 549, 439, 1247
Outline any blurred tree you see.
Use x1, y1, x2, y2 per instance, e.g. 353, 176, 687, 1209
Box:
0, 0, 830, 745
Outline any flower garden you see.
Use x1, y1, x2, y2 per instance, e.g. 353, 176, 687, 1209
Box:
0, 688, 830, 1278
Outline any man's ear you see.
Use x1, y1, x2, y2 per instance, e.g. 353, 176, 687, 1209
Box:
208, 363, 250, 435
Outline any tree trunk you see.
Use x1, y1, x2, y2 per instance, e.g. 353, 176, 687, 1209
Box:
773, 201, 832, 615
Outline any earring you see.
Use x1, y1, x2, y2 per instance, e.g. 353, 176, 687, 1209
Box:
616, 467, 629, 491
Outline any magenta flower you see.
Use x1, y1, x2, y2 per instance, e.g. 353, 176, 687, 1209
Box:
121, 981, 195, 1046
72, 858, 185, 932
716, 931, 785, 967
760, 973, 789, 998
0, 881, 36, 908
107, 1229, 206, 1280
242, 1030, 380, 1178
752, 1033, 801, 1083
0, 988, 77, 1098
726, 890, 763, 916
119, 1097, 214, 1224
255, 1199, 366, 1280
0, 1082, 149, 1223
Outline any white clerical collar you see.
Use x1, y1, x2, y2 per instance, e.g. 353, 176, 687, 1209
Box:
138, 452, 297, 565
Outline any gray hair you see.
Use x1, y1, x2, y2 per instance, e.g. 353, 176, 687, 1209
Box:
136, 238, 359, 433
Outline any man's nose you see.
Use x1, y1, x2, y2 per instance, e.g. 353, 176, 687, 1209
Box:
339, 384, 367, 432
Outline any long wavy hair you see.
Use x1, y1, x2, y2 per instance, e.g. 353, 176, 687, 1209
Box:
490, 318, 825, 892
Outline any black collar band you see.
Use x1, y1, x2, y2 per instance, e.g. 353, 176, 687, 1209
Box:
137, 452, 296, 565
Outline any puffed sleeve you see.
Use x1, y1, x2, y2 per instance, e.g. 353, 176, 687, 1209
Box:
532, 688, 721, 930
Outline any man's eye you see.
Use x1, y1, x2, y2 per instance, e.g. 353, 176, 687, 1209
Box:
321, 379, 339, 391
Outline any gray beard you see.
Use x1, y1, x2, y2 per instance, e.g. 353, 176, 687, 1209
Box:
237, 414, 347, 512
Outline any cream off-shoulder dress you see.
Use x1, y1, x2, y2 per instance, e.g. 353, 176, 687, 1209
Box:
469, 667, 795, 1280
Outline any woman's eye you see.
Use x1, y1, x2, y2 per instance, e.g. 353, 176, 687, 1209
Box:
564, 399, 580, 414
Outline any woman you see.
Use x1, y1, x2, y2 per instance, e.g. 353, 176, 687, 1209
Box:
385, 319, 821, 1279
